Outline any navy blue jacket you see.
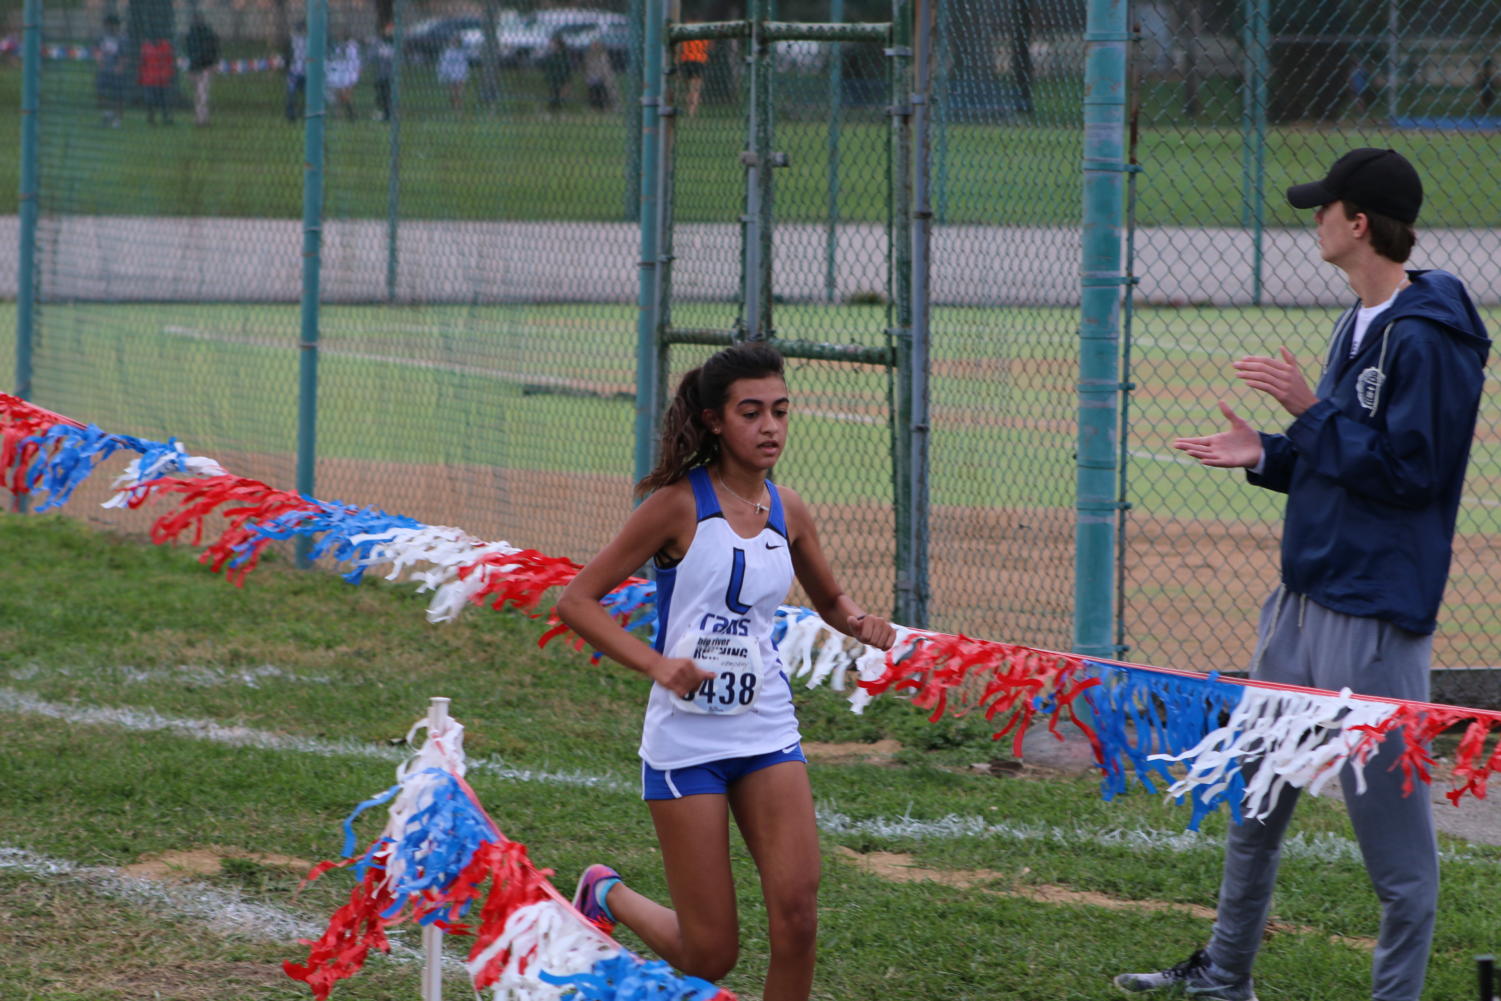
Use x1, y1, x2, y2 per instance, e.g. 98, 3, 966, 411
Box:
1249, 269, 1490, 635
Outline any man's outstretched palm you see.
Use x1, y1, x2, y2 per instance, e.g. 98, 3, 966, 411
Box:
1174, 402, 1262, 468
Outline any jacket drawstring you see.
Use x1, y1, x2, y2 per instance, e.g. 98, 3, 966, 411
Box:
1248, 587, 1310, 676
1320, 306, 1357, 384
1367, 322, 1393, 416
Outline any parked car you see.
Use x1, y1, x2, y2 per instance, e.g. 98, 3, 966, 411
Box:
402, 15, 482, 64
496, 8, 626, 66
774, 39, 826, 73
458, 9, 526, 65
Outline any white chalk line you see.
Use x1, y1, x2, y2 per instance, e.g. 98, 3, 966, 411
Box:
162, 323, 631, 398
5, 683, 1490, 866
814, 808, 1483, 864
0, 845, 452, 965
2, 662, 333, 689
161, 324, 885, 427
0, 686, 630, 793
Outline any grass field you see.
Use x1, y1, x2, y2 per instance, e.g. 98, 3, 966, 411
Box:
5, 61, 1501, 226
2, 513, 1499, 1001
9, 299, 1501, 528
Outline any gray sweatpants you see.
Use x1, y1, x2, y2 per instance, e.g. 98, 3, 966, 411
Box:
1206, 587, 1438, 1001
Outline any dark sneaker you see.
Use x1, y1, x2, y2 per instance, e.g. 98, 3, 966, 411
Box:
570, 863, 621, 934
1113, 949, 1258, 1001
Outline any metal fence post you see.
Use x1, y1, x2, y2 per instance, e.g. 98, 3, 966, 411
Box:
386, 0, 403, 303
15, 0, 41, 404
1239, 0, 1268, 304
932, 0, 949, 225
739, 0, 775, 340
1076, 0, 1127, 659
633, 0, 667, 485
888, 0, 914, 622
824, 0, 845, 304
908, 0, 933, 627
1385, 0, 1399, 123
626, 0, 644, 222
296, 0, 328, 565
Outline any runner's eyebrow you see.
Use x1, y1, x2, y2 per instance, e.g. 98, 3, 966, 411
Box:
732, 397, 791, 408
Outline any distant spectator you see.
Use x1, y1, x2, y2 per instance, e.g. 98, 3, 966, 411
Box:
0, 33, 20, 66
436, 33, 468, 111
285, 19, 307, 122
94, 14, 126, 127
185, 15, 220, 126
138, 37, 176, 125
1348, 59, 1372, 116
371, 22, 395, 121
583, 38, 616, 111
540, 33, 572, 112
1479, 56, 1496, 113
678, 36, 710, 116
327, 35, 361, 121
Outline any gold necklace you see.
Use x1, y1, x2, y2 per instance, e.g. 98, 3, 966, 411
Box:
716, 473, 768, 515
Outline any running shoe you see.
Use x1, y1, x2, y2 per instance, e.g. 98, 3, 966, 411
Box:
571, 863, 621, 934
1113, 949, 1258, 1001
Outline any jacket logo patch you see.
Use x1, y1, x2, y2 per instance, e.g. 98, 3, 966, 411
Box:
1356, 366, 1386, 415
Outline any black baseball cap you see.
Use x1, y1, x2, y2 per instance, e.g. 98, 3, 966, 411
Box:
1286, 148, 1423, 223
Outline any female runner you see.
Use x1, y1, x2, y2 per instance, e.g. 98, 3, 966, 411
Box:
556, 341, 895, 1001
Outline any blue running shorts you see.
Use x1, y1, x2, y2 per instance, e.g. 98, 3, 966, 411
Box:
641, 744, 807, 800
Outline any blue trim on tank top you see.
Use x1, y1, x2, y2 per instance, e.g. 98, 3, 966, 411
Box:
689, 466, 788, 538
688, 466, 721, 521
765, 480, 787, 538
652, 563, 677, 653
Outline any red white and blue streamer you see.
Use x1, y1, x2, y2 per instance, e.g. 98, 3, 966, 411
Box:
283, 707, 733, 1000
5, 392, 1501, 830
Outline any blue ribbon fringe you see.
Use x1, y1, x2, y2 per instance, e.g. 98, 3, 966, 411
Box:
1083, 661, 1247, 829
242, 500, 424, 580
538, 953, 722, 1001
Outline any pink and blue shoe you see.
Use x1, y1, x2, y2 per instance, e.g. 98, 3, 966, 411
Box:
571, 863, 622, 934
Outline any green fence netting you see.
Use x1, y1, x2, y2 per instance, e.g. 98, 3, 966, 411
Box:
6, 0, 1500, 676
1126, 0, 1501, 674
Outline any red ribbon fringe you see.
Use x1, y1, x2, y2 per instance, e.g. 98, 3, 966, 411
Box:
459, 549, 582, 615
127, 474, 321, 584
0, 393, 82, 496
282, 858, 398, 1001
858, 633, 1104, 760
283, 834, 556, 998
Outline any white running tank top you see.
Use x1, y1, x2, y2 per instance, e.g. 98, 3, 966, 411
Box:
639, 466, 800, 770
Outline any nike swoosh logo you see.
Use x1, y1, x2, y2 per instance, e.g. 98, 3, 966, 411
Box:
764, 542, 782, 550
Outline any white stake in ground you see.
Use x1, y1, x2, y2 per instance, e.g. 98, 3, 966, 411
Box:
423, 695, 451, 1001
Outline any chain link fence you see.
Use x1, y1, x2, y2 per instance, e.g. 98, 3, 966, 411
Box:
4, 0, 1499, 678
1127, 0, 1501, 676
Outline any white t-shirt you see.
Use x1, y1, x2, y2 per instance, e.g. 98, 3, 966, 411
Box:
1350, 290, 1399, 357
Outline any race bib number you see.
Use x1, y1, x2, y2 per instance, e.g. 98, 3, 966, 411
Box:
667, 631, 764, 716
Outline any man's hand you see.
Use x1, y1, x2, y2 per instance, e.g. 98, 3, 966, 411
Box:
1173, 402, 1263, 468
1233, 347, 1318, 417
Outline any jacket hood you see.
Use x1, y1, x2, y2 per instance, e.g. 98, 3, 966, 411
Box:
1384, 269, 1491, 366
